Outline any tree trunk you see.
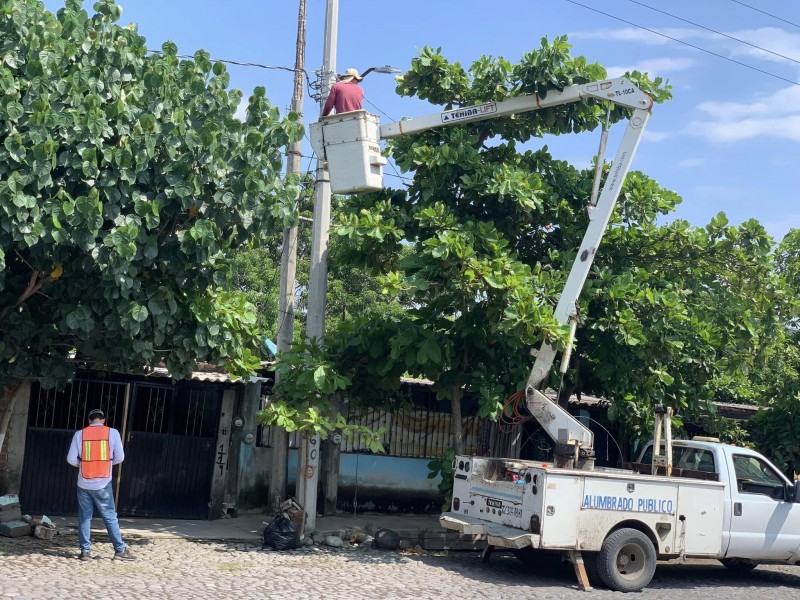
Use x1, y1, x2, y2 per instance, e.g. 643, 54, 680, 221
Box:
269, 427, 288, 514
450, 384, 464, 456
0, 381, 22, 456
320, 393, 343, 515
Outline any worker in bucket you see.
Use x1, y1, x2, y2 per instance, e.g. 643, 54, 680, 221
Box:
321, 68, 364, 116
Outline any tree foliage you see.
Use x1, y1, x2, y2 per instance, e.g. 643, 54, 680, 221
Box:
328, 39, 676, 430
746, 230, 800, 477
0, 0, 302, 387
276, 38, 791, 451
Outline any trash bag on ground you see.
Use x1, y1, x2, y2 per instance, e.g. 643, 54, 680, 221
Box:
263, 514, 300, 551
373, 528, 401, 550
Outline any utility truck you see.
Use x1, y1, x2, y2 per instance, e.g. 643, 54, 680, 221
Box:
310, 77, 800, 592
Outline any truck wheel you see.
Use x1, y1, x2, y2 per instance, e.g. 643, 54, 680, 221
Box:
720, 558, 759, 571
597, 528, 657, 592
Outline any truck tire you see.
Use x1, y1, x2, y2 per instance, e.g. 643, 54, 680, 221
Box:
720, 558, 759, 571
597, 528, 657, 592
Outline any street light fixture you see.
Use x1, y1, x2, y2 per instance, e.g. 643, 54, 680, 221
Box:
357, 65, 402, 79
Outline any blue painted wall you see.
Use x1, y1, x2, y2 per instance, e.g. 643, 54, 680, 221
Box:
280, 450, 445, 514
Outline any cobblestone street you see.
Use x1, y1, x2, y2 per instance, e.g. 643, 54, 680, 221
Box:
1, 532, 799, 599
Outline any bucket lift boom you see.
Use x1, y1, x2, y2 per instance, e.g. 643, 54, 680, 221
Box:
309, 77, 654, 468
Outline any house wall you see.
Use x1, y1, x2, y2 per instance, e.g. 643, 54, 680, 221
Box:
229, 379, 272, 511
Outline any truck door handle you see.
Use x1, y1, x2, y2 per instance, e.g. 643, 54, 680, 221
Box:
734, 502, 742, 516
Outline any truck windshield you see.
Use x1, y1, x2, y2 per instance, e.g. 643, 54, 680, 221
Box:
639, 446, 716, 473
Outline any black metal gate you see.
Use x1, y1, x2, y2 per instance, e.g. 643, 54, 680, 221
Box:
19, 380, 128, 516
115, 382, 220, 519
20, 378, 221, 520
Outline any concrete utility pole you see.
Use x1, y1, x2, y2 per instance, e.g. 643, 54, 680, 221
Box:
296, 0, 338, 532
269, 0, 307, 515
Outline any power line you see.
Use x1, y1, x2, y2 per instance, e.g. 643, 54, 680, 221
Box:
561, 0, 800, 86
727, 0, 800, 30
173, 54, 301, 75
625, 0, 800, 66
146, 49, 318, 95
363, 97, 398, 122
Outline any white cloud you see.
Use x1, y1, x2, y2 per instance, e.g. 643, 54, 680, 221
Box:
606, 57, 696, 78
696, 86, 800, 121
688, 85, 800, 142
723, 27, 800, 65
677, 158, 703, 168
643, 130, 671, 142
572, 26, 800, 67
570, 27, 698, 46
688, 116, 800, 142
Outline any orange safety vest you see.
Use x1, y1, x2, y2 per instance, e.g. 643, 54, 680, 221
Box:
80, 426, 112, 479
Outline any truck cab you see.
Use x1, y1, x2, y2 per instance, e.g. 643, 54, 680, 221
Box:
637, 439, 800, 563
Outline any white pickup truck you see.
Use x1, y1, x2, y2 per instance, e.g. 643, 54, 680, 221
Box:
440, 439, 800, 592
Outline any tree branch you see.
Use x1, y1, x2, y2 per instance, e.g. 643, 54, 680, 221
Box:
0, 269, 54, 320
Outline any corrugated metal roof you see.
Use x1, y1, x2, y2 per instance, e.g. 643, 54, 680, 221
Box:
145, 366, 267, 384
400, 376, 435, 387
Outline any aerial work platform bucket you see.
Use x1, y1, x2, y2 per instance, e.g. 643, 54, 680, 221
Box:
309, 110, 386, 194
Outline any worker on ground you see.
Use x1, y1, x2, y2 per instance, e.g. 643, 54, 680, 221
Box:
321, 68, 364, 116
66, 408, 135, 561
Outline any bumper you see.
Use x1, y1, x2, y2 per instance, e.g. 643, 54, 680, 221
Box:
439, 512, 539, 549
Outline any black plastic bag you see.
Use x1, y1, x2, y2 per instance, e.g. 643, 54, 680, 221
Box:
373, 528, 401, 550
263, 514, 300, 551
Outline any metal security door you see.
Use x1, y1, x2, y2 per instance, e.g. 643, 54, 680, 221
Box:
116, 382, 221, 519
19, 380, 128, 516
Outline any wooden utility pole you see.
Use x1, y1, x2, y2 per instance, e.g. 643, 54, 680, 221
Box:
297, 0, 338, 532
269, 0, 307, 515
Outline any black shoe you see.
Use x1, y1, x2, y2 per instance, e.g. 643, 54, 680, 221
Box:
113, 548, 135, 561
78, 550, 92, 561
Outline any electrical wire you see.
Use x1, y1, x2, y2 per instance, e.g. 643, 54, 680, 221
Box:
145, 48, 319, 97
561, 0, 800, 86
363, 97, 398, 122
727, 0, 800, 30
625, 0, 800, 66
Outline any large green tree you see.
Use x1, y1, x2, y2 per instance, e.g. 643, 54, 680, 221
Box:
277, 39, 785, 454
0, 0, 302, 389
747, 229, 800, 477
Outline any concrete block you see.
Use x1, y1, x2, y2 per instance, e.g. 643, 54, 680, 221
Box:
0, 505, 21, 523
33, 524, 55, 540
0, 494, 20, 508
22, 514, 53, 527
0, 520, 32, 538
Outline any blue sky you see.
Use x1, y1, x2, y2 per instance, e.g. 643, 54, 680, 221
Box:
45, 0, 800, 240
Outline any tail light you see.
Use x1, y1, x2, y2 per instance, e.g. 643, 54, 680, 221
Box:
453, 497, 460, 511
530, 514, 541, 534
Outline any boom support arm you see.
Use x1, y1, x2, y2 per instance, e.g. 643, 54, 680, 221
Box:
525, 107, 650, 464
378, 79, 652, 464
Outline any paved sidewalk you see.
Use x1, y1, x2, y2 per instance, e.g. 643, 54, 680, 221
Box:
52, 511, 444, 541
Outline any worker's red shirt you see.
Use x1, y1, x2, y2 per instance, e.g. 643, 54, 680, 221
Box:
322, 81, 364, 116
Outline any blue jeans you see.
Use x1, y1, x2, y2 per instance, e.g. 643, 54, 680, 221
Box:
77, 482, 125, 553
